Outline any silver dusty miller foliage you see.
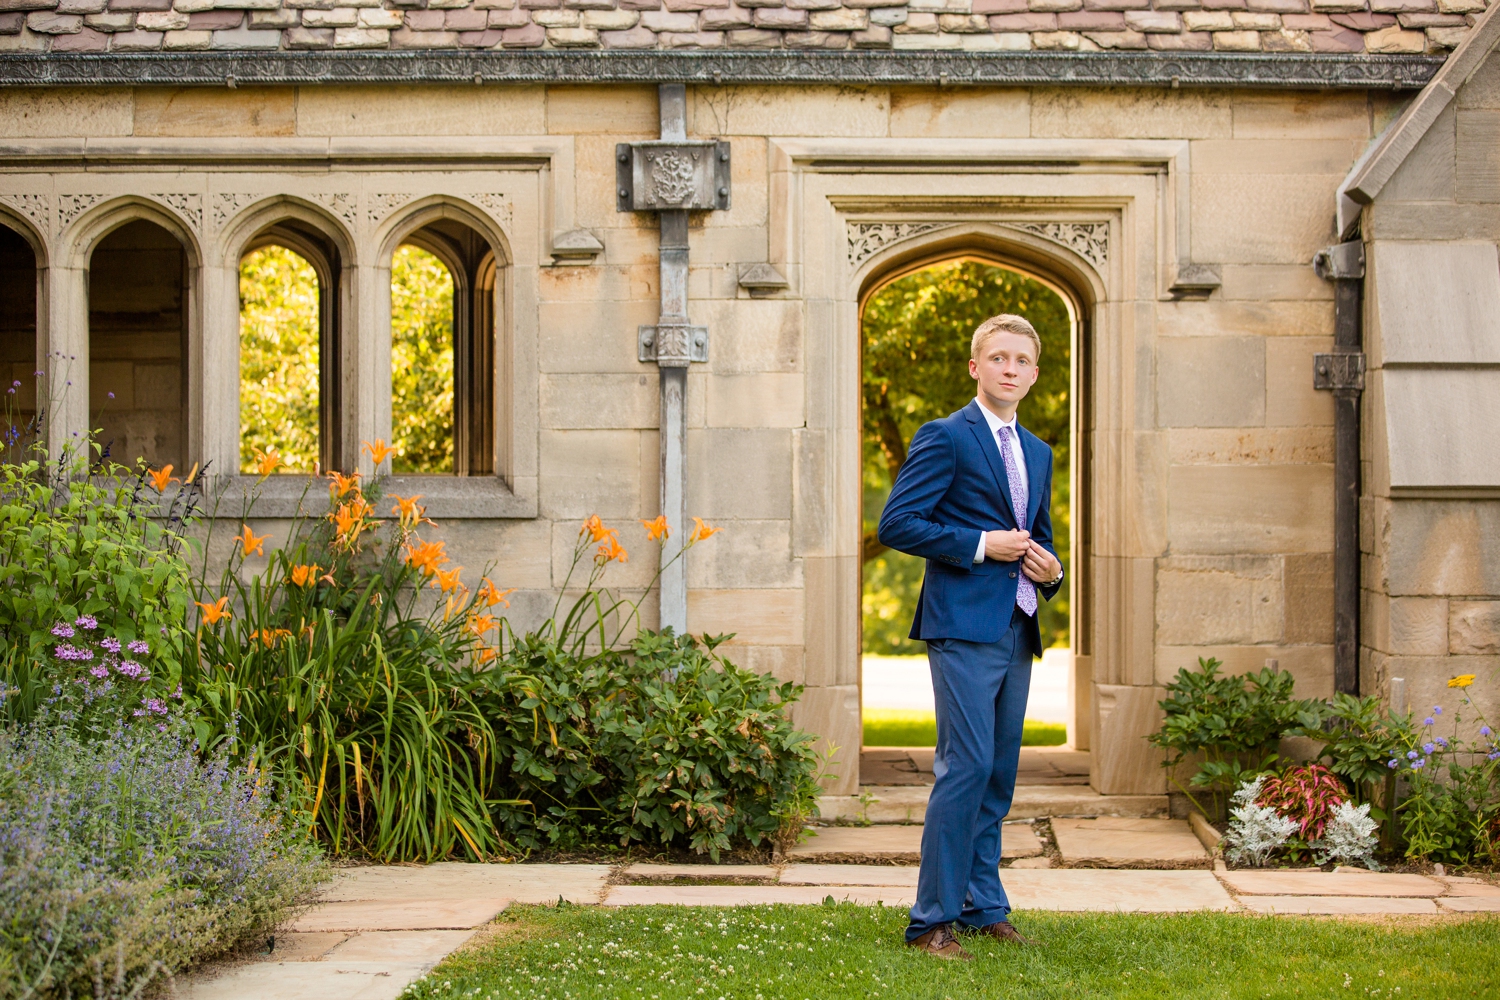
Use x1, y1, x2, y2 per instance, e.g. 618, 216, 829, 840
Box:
1224, 777, 1300, 867
1312, 800, 1382, 870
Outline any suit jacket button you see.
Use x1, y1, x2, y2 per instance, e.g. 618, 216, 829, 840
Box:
1009, 571, 1018, 578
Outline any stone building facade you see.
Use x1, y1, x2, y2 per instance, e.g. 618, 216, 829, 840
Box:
0, 10, 1493, 799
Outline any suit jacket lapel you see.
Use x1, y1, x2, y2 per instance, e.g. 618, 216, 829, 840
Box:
965, 400, 1018, 526
1020, 425, 1045, 531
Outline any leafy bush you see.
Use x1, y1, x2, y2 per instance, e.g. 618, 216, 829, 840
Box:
1256, 763, 1348, 862
1223, 777, 1298, 867
0, 455, 195, 728
0, 723, 327, 999
1313, 801, 1380, 869
183, 466, 822, 862
1149, 658, 1323, 817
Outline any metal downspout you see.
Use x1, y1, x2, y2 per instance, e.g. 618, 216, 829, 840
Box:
656, 83, 690, 636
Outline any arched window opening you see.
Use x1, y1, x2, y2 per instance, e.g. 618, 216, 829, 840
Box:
88, 219, 187, 471
238, 221, 342, 475
0, 223, 38, 459
390, 219, 496, 477
861, 257, 1073, 658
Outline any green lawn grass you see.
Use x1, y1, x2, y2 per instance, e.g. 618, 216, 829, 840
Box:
399, 902, 1498, 1000
863, 709, 1066, 747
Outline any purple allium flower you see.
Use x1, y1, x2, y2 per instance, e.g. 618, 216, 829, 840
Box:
101, 637, 122, 654
1424, 717, 1436, 726
75, 614, 98, 629
51, 622, 75, 639
1423, 742, 1436, 754
127, 639, 149, 655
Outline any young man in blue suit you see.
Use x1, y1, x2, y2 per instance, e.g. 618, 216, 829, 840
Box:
877, 313, 1064, 959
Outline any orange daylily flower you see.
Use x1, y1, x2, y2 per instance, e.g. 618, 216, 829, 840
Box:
196, 597, 232, 626
467, 613, 499, 637
362, 439, 397, 466
390, 494, 427, 527
404, 538, 448, 578
641, 515, 669, 541
433, 565, 465, 594
474, 646, 497, 666
253, 448, 282, 478
477, 578, 514, 609
689, 517, 721, 544
147, 465, 177, 492
596, 536, 628, 564
249, 628, 292, 648
580, 514, 616, 544
289, 564, 322, 588
234, 524, 270, 557
328, 470, 362, 498
184, 462, 200, 485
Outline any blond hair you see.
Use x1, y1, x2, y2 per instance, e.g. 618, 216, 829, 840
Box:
971, 314, 1041, 361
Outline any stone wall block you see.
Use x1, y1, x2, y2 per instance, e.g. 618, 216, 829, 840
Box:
1083, 0, 1148, 9
600, 19, 655, 37
110, 24, 164, 42
789, 684, 859, 794
441, 5, 486, 26
1280, 11, 1329, 26
1247, 0, 1306, 9
284, 22, 332, 40
83, 11, 134, 27
0, 0, 55, 10
1028, 0, 1081, 10
332, 23, 387, 41
1167, 464, 1333, 555
851, 20, 889, 38
1085, 27, 1147, 44
1284, 551, 1334, 644
1427, 24, 1468, 45
1307, 22, 1362, 46
485, 5, 527, 22
1183, 8, 1233, 27
664, 0, 728, 9
1261, 25, 1310, 48
811, 4, 865, 23
51, 20, 110, 40
185, 7, 238, 23
530, 6, 579, 22
618, 0, 661, 8
27, 9, 80, 26
990, 9, 1052, 25
1031, 26, 1080, 43
161, 23, 209, 39
304, 6, 355, 23
245, 5, 291, 21
1399, 12, 1465, 24
356, 6, 400, 23
1157, 336, 1265, 428
1450, 602, 1500, 655
1232, 10, 1280, 26
1092, 684, 1167, 794
697, 3, 748, 25
1156, 555, 1284, 646
1387, 596, 1450, 655
579, 4, 637, 23
1436, 0, 1484, 10
936, 8, 984, 25
1125, 9, 1180, 29
1056, 7, 1123, 24
724, 22, 778, 38
1363, 22, 1425, 48
108, 0, 171, 10
1329, 9, 1396, 26
972, 0, 1026, 10
641, 6, 695, 25
57, 0, 105, 12
868, 4, 905, 19
1370, 0, 1435, 10
891, 7, 934, 25
1148, 27, 1212, 45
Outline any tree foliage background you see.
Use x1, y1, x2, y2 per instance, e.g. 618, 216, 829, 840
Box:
390, 244, 456, 475
239, 246, 321, 474
862, 259, 1072, 655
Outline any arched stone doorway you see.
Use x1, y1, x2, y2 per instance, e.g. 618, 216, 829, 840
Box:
853, 233, 1094, 785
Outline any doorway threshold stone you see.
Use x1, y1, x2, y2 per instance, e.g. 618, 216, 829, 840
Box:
816, 785, 1168, 824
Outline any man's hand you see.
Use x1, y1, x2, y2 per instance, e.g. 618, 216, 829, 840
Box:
1021, 540, 1062, 585
983, 529, 1031, 562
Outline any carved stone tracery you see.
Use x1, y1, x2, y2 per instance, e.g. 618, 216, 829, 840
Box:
845, 219, 1109, 273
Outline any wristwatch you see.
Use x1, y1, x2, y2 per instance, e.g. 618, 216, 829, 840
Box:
1042, 568, 1064, 588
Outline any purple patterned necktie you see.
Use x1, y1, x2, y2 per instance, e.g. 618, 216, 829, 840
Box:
998, 425, 1038, 617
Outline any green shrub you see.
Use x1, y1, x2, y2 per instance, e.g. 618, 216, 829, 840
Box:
1393, 679, 1499, 866
0, 454, 195, 729
0, 723, 327, 999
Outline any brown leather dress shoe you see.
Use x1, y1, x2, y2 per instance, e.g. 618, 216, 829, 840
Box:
974, 920, 1037, 945
907, 924, 973, 960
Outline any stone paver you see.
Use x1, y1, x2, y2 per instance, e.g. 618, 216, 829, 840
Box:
1051, 817, 1208, 867
1436, 896, 1500, 912
267, 932, 349, 961
325, 930, 478, 963
292, 898, 508, 932
183, 960, 435, 1000
625, 863, 779, 880
780, 864, 918, 887
1239, 896, 1439, 915
1219, 870, 1444, 897
321, 862, 610, 904
1004, 869, 1236, 912
1439, 880, 1500, 896
818, 785, 1168, 824
787, 824, 921, 860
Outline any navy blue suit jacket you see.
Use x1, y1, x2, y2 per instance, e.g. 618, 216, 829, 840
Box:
877, 399, 1062, 654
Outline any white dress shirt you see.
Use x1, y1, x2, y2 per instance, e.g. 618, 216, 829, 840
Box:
973, 398, 1028, 564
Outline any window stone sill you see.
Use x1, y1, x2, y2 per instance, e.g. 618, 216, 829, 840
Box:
210, 475, 538, 520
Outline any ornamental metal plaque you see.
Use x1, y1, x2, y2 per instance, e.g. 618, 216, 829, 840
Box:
638, 321, 709, 367
617, 141, 730, 212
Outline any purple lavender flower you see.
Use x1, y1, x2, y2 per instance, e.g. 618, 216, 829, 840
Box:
1436, 736, 1449, 748
1424, 717, 1436, 726
75, 614, 98, 630
1413, 758, 1426, 769
1489, 752, 1500, 761
1407, 750, 1419, 760
50, 622, 75, 639
1388, 759, 1399, 768
101, 637, 122, 654
1482, 726, 1493, 738
1434, 706, 1443, 715
1423, 742, 1436, 754
127, 639, 150, 655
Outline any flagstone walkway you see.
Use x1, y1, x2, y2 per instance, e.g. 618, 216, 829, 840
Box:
180, 860, 1500, 1000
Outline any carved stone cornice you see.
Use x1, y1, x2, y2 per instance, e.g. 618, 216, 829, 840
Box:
0, 51, 1442, 90
847, 219, 1109, 272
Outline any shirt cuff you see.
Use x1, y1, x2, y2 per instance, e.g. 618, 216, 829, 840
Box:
974, 532, 986, 564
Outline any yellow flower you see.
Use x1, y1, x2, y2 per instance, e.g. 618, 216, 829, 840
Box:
196, 597, 232, 626
234, 524, 270, 557
1448, 674, 1476, 689
641, 515, 669, 541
